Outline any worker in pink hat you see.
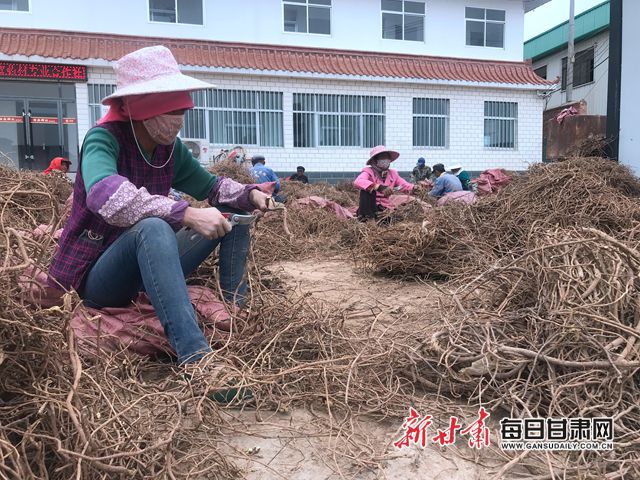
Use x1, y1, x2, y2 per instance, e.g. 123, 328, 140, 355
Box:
353, 145, 421, 221
49, 46, 269, 376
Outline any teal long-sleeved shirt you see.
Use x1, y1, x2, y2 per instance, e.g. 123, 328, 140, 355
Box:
81, 127, 216, 200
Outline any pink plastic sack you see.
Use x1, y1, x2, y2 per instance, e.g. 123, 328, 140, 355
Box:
20, 268, 232, 359
71, 287, 230, 358
437, 191, 477, 206
473, 169, 511, 195
387, 194, 432, 212
293, 196, 357, 219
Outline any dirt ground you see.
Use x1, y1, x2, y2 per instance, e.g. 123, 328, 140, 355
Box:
222, 258, 521, 480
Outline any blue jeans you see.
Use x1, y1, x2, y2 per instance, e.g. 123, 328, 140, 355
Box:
79, 215, 251, 364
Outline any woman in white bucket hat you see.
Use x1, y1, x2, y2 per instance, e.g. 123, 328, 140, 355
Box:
447, 164, 472, 191
49, 46, 269, 374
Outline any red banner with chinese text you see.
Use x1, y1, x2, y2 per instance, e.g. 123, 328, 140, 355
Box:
0, 116, 23, 123
0, 61, 87, 81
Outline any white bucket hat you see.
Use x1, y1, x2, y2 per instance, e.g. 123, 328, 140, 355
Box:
447, 164, 463, 172
101, 45, 213, 105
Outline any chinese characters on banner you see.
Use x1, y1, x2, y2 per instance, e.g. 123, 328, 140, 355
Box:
0, 116, 24, 123
0, 61, 87, 81
0, 117, 77, 124
394, 407, 490, 450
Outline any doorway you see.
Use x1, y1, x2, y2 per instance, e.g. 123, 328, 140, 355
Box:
0, 81, 78, 172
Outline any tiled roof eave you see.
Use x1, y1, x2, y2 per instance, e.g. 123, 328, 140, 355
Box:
179, 65, 560, 90
0, 51, 559, 90
0, 27, 556, 88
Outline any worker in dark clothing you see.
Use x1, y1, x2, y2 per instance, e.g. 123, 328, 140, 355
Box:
289, 166, 309, 184
411, 157, 432, 182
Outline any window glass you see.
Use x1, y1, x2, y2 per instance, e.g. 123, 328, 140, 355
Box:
465, 7, 484, 19
382, 0, 424, 41
176, 89, 282, 146
382, 0, 403, 12
362, 96, 384, 113
404, 0, 424, 14
466, 20, 484, 46
284, 0, 331, 34
484, 101, 517, 149
382, 12, 404, 39
284, 4, 308, 32
413, 98, 449, 148
294, 94, 385, 148
88, 84, 116, 126
0, 0, 28, 11
466, 7, 505, 47
561, 47, 594, 89
363, 115, 385, 148
486, 9, 505, 21
177, 0, 203, 25
485, 22, 504, 48
534, 65, 547, 79
404, 14, 424, 41
309, 6, 330, 34
149, 0, 176, 22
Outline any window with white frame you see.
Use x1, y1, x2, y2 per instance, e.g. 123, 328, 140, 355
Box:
283, 0, 331, 35
465, 7, 505, 48
413, 98, 449, 148
149, 0, 203, 25
0, 0, 28, 11
293, 94, 385, 148
88, 84, 116, 126
209, 90, 284, 147
381, 0, 425, 42
484, 101, 517, 149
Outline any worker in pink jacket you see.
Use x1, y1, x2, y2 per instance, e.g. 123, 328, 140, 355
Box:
354, 145, 418, 220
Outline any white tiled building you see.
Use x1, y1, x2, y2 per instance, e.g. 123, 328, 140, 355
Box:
0, 0, 554, 181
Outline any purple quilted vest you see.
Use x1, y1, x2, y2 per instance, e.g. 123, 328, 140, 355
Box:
49, 121, 174, 291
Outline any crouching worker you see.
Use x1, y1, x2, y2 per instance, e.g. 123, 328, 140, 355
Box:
429, 163, 462, 198
48, 46, 269, 371
354, 145, 419, 221
44, 157, 71, 175
448, 164, 471, 191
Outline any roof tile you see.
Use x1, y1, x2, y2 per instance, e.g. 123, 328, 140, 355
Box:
0, 28, 555, 86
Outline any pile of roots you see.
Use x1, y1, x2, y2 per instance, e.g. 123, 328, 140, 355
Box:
0, 167, 443, 478
208, 159, 255, 184
356, 158, 640, 279
354, 158, 640, 478
3, 158, 640, 478
279, 180, 359, 207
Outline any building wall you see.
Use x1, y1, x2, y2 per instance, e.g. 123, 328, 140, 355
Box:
532, 31, 609, 115
81, 67, 543, 176
0, 0, 525, 61
619, 0, 639, 172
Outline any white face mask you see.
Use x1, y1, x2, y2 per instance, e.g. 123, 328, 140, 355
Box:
376, 158, 391, 170
143, 113, 184, 145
